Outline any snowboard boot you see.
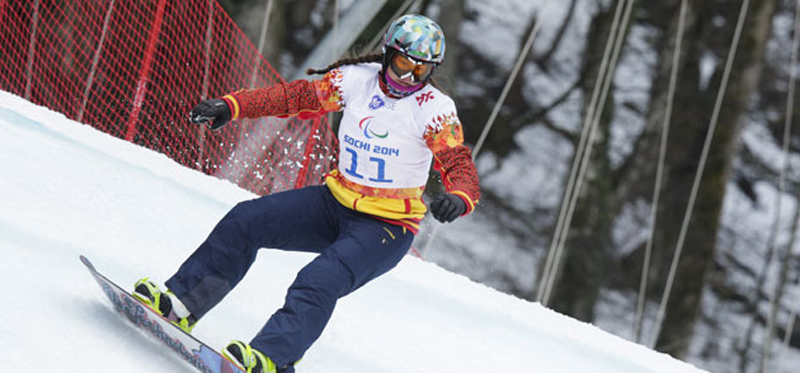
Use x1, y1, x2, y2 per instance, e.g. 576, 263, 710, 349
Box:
133, 278, 197, 333
224, 340, 278, 373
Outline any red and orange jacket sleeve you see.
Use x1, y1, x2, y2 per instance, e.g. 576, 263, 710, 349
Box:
220, 70, 345, 121
425, 113, 481, 215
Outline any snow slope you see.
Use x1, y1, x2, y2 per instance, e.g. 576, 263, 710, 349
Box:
0, 90, 708, 372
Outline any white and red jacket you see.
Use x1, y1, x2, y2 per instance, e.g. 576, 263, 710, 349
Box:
222, 63, 479, 233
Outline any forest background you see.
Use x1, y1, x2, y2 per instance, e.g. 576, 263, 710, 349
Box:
215, 0, 800, 372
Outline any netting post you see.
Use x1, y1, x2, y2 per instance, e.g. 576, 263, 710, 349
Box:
24, 0, 41, 100
250, 0, 275, 88
79, 0, 116, 123
196, 0, 215, 171
125, 0, 168, 142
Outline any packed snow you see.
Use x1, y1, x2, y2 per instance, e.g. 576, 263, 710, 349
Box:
0, 90, 708, 372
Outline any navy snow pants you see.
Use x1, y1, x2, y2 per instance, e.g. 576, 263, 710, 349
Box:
165, 185, 414, 370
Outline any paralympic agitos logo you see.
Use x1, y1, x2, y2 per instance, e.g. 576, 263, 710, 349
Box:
359, 116, 388, 139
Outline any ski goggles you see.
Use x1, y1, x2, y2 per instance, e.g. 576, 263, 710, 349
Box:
389, 53, 436, 83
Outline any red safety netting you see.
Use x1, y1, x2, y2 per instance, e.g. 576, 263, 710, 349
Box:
0, 0, 337, 195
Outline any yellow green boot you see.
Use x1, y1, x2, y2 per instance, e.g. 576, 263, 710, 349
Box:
223, 340, 278, 373
132, 278, 197, 333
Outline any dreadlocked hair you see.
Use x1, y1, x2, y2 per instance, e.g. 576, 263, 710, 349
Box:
306, 53, 383, 76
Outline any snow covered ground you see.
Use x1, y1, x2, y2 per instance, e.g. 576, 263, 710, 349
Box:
0, 89, 708, 372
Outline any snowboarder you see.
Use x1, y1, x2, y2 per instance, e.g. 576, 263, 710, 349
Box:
133, 14, 480, 373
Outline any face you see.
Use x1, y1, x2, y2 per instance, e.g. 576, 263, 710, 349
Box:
387, 53, 435, 85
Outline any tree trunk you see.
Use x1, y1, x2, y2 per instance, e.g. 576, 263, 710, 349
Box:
433, 0, 463, 97
548, 2, 627, 322
652, 0, 775, 358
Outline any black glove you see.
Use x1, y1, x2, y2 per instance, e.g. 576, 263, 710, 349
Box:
430, 193, 467, 223
189, 99, 231, 131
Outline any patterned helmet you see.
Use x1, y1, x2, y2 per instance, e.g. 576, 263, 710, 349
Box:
383, 14, 445, 64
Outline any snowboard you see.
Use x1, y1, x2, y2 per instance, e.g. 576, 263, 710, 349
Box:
80, 255, 245, 373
